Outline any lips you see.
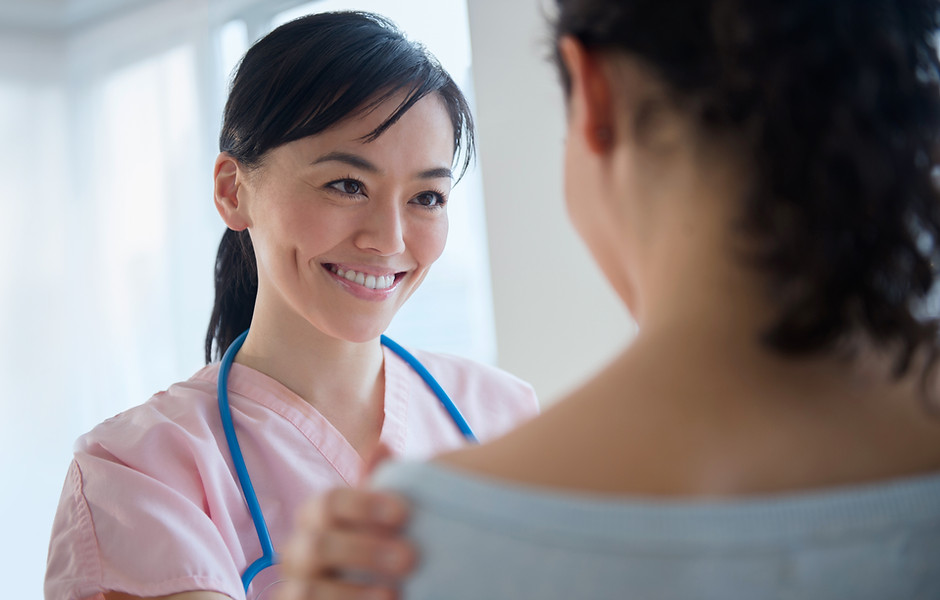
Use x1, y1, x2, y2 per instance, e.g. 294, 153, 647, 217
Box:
327, 264, 400, 290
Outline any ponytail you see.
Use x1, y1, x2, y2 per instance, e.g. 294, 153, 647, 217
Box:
205, 228, 258, 363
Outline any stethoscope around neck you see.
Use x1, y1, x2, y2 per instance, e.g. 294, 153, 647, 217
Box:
217, 329, 478, 593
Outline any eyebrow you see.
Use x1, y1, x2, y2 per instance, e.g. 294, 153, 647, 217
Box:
312, 151, 453, 180
417, 166, 454, 180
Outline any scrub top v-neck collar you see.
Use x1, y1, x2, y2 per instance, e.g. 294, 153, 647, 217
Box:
212, 343, 412, 486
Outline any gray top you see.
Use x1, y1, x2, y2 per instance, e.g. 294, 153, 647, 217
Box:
372, 461, 940, 599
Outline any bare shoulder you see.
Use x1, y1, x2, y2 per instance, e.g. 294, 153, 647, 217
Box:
438, 340, 940, 497
104, 591, 231, 600
436, 389, 607, 485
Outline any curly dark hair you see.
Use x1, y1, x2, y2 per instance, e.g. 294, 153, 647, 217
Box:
554, 0, 940, 388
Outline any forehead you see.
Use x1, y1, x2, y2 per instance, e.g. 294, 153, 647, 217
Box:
273, 93, 456, 173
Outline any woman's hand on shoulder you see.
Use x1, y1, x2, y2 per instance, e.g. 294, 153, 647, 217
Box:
277, 487, 416, 600
104, 592, 230, 599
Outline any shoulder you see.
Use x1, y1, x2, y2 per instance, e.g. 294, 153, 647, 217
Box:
406, 348, 538, 403
403, 347, 541, 423
373, 461, 940, 599
371, 460, 472, 506
47, 365, 246, 600
384, 345, 540, 444
74, 365, 222, 470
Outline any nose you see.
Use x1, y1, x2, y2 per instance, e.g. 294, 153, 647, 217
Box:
354, 197, 406, 256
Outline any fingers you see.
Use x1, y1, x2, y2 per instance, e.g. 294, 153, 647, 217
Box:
275, 577, 397, 600
281, 525, 416, 578
310, 488, 410, 531
279, 487, 417, 592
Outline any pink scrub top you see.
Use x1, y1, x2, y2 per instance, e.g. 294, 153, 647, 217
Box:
45, 345, 539, 600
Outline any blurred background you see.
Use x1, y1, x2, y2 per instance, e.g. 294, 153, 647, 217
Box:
0, 0, 632, 595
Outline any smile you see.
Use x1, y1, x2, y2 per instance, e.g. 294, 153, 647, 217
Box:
328, 265, 398, 290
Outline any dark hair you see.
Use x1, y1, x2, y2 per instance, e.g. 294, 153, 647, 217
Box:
554, 0, 940, 386
205, 11, 475, 362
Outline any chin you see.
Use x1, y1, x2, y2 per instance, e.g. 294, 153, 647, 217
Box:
328, 317, 394, 345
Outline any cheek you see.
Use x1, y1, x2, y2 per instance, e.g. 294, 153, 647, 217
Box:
276, 201, 343, 250
411, 216, 449, 266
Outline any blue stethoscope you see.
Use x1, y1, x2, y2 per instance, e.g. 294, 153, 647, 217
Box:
217, 330, 478, 593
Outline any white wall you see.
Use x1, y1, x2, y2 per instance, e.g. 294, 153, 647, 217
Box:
466, 0, 635, 404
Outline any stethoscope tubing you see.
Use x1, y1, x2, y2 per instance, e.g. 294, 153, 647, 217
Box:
379, 334, 478, 443
218, 330, 278, 591
218, 330, 477, 593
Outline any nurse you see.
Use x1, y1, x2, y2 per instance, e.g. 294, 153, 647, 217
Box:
44, 11, 538, 600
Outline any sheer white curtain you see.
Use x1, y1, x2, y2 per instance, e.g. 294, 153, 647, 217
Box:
0, 30, 80, 600
0, 0, 490, 596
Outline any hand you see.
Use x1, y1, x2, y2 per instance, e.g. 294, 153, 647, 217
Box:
277, 448, 416, 600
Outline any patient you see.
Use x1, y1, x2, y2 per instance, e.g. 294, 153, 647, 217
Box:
281, 0, 940, 597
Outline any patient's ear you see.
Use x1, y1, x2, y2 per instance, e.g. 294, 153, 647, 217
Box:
213, 153, 251, 231
557, 36, 615, 154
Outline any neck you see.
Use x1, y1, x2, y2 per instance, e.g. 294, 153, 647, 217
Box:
624, 229, 903, 403
642, 243, 773, 352
233, 313, 385, 417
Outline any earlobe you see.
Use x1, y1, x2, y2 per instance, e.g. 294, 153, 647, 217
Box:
214, 153, 251, 231
558, 36, 616, 154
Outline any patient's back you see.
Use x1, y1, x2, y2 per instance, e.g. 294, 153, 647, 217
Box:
374, 460, 940, 600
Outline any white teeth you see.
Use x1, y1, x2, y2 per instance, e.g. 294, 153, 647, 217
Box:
330, 265, 396, 290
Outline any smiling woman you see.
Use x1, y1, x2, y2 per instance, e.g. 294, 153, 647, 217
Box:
213, 93, 455, 350
44, 11, 539, 600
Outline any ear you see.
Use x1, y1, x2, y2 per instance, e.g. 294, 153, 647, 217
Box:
558, 36, 615, 154
213, 152, 251, 231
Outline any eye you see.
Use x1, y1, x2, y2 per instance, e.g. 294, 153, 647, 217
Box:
327, 179, 364, 196
411, 191, 447, 209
